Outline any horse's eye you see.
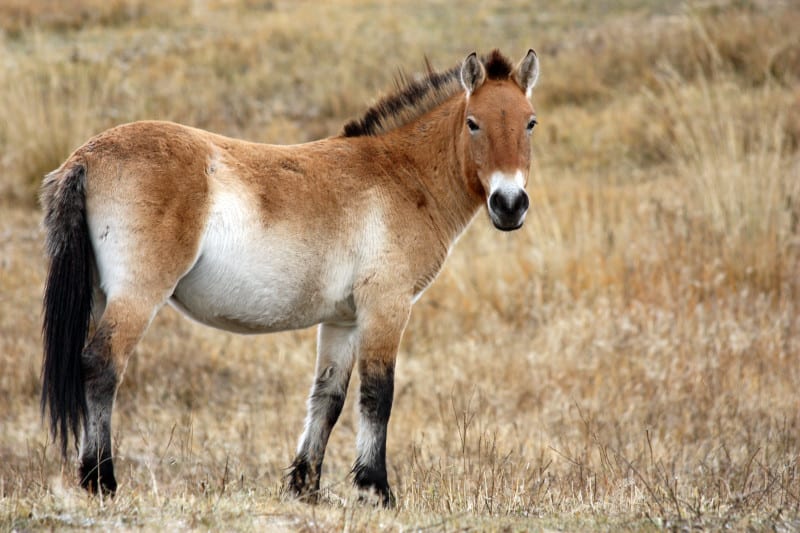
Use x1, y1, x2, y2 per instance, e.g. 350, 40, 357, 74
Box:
466, 117, 480, 133
526, 118, 538, 131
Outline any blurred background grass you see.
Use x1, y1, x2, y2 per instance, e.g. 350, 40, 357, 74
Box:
1, 0, 798, 530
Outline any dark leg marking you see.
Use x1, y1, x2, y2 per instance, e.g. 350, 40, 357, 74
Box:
286, 374, 347, 502
79, 429, 116, 495
78, 327, 118, 495
286, 454, 318, 503
353, 364, 395, 508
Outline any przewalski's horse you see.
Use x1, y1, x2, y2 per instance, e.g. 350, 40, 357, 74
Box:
40, 49, 540, 507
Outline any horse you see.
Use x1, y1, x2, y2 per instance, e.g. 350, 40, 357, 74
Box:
40, 49, 540, 507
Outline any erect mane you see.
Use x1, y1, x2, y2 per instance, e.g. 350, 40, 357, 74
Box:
483, 49, 514, 80
341, 50, 515, 138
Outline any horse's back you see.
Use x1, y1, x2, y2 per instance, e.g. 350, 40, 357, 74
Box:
76, 121, 216, 214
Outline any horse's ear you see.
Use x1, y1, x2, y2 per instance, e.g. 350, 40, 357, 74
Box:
513, 49, 540, 98
460, 52, 486, 97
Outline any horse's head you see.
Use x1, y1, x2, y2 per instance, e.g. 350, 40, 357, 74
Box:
460, 50, 539, 231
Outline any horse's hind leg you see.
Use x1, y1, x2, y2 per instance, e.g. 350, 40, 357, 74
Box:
287, 323, 357, 501
79, 295, 161, 493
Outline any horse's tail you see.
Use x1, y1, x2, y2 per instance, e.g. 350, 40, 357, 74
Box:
40, 161, 93, 459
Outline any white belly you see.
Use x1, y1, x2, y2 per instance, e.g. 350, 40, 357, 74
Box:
171, 189, 357, 334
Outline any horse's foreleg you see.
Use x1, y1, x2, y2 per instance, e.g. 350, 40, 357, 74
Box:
287, 322, 356, 502
352, 302, 410, 508
79, 296, 159, 494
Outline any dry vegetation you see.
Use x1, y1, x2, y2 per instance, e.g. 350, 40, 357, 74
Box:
1, 0, 799, 530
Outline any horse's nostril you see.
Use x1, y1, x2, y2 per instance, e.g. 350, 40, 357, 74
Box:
489, 192, 504, 213
514, 192, 529, 213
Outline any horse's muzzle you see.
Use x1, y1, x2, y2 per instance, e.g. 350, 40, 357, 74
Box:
489, 189, 529, 231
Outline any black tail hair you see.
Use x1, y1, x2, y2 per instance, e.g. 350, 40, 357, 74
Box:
41, 163, 93, 459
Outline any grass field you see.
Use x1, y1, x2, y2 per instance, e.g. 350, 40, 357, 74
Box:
1, 0, 799, 530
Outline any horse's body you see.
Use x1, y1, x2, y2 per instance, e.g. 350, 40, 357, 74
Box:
40, 50, 540, 506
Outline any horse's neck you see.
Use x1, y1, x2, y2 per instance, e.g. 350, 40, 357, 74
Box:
382, 96, 484, 245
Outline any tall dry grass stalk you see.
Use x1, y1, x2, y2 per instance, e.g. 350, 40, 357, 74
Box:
644, 64, 800, 293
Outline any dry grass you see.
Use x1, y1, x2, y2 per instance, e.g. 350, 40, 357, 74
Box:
1, 0, 799, 530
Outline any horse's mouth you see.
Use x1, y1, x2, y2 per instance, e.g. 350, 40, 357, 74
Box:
489, 211, 526, 232
491, 219, 524, 232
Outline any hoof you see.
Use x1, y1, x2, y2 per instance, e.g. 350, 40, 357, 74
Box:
353, 465, 395, 508
285, 457, 320, 504
357, 485, 396, 508
79, 457, 117, 495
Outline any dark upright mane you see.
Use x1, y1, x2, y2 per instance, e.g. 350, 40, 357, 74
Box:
342, 50, 515, 138
483, 49, 514, 80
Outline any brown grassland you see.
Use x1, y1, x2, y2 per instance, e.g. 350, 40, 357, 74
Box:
1, 0, 799, 530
